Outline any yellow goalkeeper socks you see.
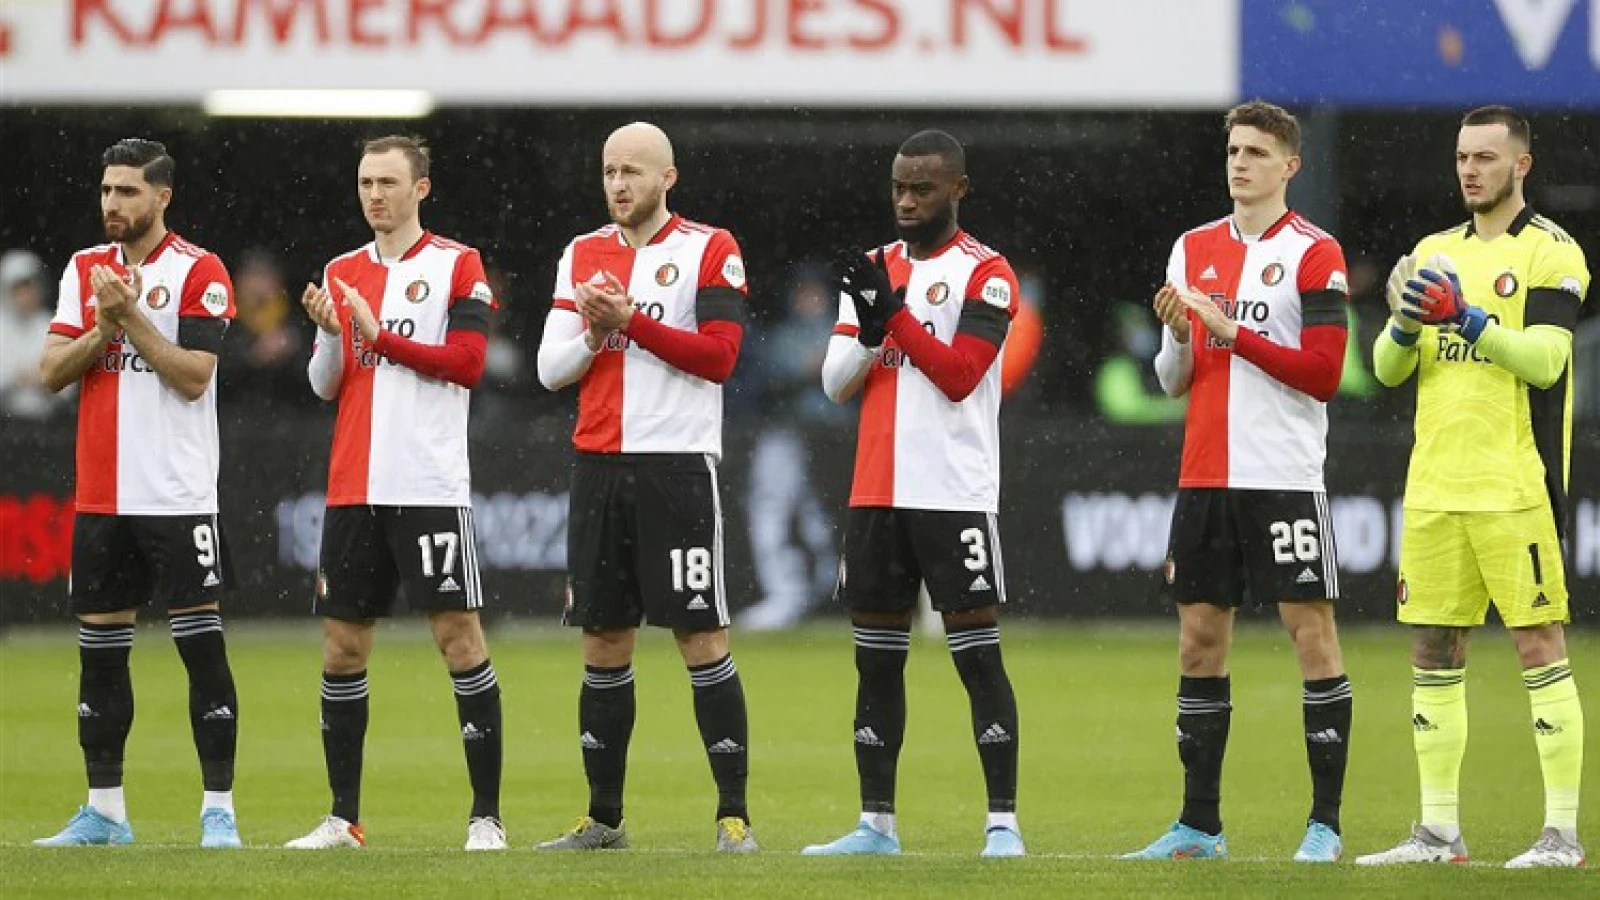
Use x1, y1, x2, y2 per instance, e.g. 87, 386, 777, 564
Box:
1412, 667, 1467, 839
1524, 660, 1583, 834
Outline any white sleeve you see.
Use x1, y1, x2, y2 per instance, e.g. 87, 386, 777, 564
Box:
1153, 324, 1193, 397
537, 307, 596, 391
51, 262, 85, 332
307, 328, 343, 401
822, 335, 876, 403
1164, 236, 1187, 291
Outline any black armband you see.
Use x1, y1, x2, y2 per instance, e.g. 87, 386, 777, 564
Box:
1526, 287, 1580, 331
696, 286, 747, 326
1300, 290, 1348, 328
956, 301, 1010, 349
178, 317, 227, 354
447, 299, 494, 335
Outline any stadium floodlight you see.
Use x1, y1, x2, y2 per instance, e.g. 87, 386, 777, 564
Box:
202, 90, 435, 118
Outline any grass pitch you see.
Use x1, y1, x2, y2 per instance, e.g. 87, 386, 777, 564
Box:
1, 621, 1595, 897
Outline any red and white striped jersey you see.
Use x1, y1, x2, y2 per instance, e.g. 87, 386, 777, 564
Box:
1166, 212, 1349, 491
834, 231, 1020, 512
49, 232, 234, 515
320, 233, 495, 507
551, 214, 746, 459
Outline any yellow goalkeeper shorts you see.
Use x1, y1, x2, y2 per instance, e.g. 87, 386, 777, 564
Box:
1396, 506, 1569, 628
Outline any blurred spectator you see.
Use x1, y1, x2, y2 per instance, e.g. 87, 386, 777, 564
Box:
218, 249, 308, 407
0, 250, 70, 420
1094, 301, 1186, 425
740, 263, 845, 631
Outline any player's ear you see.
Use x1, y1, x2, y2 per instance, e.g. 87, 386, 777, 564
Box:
1515, 151, 1533, 181
156, 185, 173, 212
662, 166, 679, 193
415, 176, 432, 201
952, 174, 970, 202
1283, 155, 1302, 181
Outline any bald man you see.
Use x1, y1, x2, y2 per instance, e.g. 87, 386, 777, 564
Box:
536, 123, 755, 853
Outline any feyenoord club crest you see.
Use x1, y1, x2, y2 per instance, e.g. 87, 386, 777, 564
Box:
655, 262, 680, 287
1494, 271, 1519, 297
1396, 578, 1409, 605
1163, 553, 1176, 585
145, 286, 171, 310
1261, 262, 1285, 286
405, 279, 430, 303
926, 281, 951, 305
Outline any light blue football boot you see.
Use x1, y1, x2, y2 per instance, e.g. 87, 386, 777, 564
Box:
1292, 820, 1341, 863
200, 807, 243, 848
34, 806, 134, 847
801, 823, 901, 856
1121, 821, 1227, 859
981, 826, 1026, 858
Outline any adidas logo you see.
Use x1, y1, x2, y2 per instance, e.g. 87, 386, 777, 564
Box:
687, 595, 709, 611
319, 716, 329, 732
1175, 726, 1191, 744
854, 726, 885, 747
1200, 265, 1218, 280
77, 702, 95, 718
1412, 713, 1437, 732
977, 723, 1012, 745
969, 574, 992, 592
1534, 717, 1563, 736
203, 570, 220, 588
1532, 592, 1550, 608
462, 722, 484, 741
1296, 567, 1319, 584
202, 705, 234, 721
1305, 728, 1342, 744
707, 738, 745, 754
579, 731, 605, 750
861, 289, 878, 302
438, 575, 461, 593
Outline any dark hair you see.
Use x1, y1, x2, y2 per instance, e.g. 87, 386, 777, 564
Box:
362, 135, 431, 181
897, 129, 966, 175
1224, 100, 1301, 155
101, 138, 175, 188
1461, 105, 1532, 149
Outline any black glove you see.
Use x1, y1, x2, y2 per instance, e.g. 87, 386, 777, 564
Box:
833, 248, 904, 348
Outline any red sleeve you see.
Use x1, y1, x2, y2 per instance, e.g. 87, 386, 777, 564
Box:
884, 308, 1001, 402
372, 329, 488, 389
1296, 238, 1349, 295
697, 229, 749, 295
963, 256, 1022, 320
449, 249, 499, 311
623, 312, 743, 384
179, 254, 236, 321
1231, 324, 1347, 403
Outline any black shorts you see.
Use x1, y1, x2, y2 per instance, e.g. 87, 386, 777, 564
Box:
70, 513, 234, 615
564, 452, 729, 632
1165, 488, 1341, 607
315, 505, 484, 620
836, 507, 1007, 615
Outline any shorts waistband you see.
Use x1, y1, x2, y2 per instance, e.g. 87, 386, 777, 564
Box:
575, 451, 710, 470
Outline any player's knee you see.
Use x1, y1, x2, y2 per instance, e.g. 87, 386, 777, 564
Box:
431, 613, 488, 670
1510, 623, 1567, 669
582, 627, 637, 668
1178, 628, 1228, 675
674, 627, 729, 667
322, 618, 372, 673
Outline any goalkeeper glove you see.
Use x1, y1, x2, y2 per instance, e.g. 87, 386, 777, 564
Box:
833, 248, 904, 348
1385, 254, 1425, 341
1404, 254, 1489, 342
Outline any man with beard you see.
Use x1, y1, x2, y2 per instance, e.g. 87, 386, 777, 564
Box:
1123, 101, 1353, 864
536, 122, 754, 853
1358, 107, 1589, 869
801, 130, 1025, 858
35, 138, 242, 848
285, 135, 505, 852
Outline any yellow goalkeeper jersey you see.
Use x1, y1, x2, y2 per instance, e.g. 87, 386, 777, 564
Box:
1399, 207, 1589, 513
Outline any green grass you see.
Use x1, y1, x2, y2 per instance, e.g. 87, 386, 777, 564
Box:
2, 621, 1595, 897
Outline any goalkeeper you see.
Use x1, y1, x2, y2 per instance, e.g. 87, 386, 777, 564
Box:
1358, 107, 1590, 869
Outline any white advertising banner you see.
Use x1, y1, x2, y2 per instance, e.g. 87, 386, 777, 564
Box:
0, 0, 1238, 105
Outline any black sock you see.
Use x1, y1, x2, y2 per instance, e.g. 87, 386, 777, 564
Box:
580, 664, 635, 828
320, 670, 369, 823
78, 623, 136, 789
948, 625, 1018, 814
688, 654, 750, 823
853, 624, 910, 814
1177, 675, 1232, 836
1303, 674, 1353, 834
171, 611, 237, 792
452, 659, 503, 821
